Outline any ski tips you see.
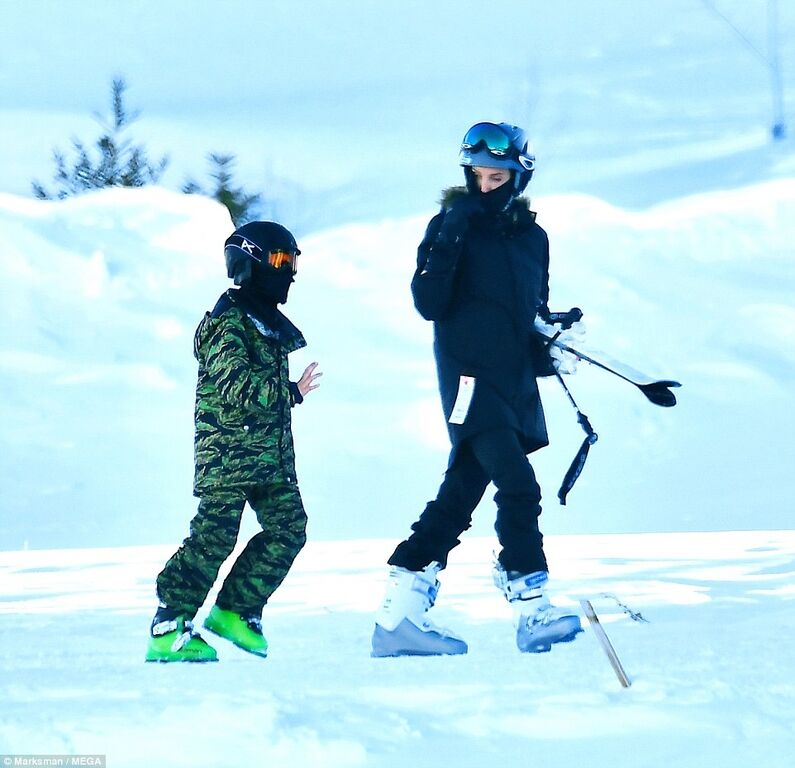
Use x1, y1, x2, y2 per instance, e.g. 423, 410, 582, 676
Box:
638, 380, 681, 407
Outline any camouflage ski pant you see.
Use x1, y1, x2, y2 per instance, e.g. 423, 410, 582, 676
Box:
156, 479, 307, 618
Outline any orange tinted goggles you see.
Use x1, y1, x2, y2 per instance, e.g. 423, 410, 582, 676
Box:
266, 249, 298, 274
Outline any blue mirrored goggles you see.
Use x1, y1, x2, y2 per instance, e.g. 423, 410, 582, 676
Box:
460, 122, 535, 171
461, 122, 513, 156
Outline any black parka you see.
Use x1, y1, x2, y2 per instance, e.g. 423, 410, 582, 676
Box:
411, 187, 553, 462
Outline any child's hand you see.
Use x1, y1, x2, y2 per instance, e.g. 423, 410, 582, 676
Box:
297, 362, 322, 397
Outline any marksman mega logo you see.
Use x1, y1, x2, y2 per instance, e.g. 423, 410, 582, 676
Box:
1, 757, 106, 767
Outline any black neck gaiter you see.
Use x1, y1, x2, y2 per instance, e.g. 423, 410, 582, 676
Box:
237, 274, 292, 326
479, 180, 516, 215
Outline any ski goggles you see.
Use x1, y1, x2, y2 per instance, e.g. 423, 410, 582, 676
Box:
461, 122, 535, 171
262, 249, 299, 274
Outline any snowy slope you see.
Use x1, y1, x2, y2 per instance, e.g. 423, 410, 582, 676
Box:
1, 531, 794, 767
1, 183, 794, 549
1, 2, 793, 764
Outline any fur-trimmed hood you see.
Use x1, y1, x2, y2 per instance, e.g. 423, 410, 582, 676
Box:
438, 186, 537, 223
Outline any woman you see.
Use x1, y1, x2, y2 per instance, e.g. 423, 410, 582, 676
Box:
372, 122, 582, 657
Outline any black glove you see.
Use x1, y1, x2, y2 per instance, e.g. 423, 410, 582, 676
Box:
437, 194, 482, 245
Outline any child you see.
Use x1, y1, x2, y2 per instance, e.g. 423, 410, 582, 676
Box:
146, 221, 321, 662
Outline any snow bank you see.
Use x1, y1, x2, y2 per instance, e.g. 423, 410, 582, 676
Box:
1, 181, 794, 551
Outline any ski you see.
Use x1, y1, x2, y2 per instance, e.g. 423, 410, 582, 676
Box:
580, 599, 632, 688
538, 330, 681, 407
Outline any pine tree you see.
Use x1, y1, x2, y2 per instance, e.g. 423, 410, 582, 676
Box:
32, 78, 168, 199
183, 153, 262, 226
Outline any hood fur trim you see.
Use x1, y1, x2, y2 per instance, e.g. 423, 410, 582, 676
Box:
439, 186, 535, 219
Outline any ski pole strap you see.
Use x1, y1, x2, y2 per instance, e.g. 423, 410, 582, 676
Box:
553, 371, 599, 505
558, 430, 598, 505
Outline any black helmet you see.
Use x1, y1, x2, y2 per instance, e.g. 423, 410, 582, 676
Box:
224, 221, 300, 286
458, 121, 535, 193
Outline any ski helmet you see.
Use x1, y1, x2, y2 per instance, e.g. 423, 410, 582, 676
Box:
224, 221, 300, 286
458, 121, 535, 193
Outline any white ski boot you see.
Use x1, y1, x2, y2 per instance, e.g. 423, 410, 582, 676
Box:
494, 566, 582, 653
371, 562, 468, 657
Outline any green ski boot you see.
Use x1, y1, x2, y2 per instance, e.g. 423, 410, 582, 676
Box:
145, 610, 218, 663
203, 605, 269, 657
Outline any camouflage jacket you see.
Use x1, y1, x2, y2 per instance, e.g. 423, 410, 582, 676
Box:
192, 290, 307, 498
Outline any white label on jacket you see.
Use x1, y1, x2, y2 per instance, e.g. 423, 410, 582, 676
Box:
449, 376, 475, 424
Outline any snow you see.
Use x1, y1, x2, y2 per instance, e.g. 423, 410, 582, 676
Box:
1, 0, 795, 764
2, 180, 794, 549
1, 531, 794, 766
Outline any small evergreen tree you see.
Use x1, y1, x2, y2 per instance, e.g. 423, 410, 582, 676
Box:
32, 78, 168, 199
183, 153, 262, 226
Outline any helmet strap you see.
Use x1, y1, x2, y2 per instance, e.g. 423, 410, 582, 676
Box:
463, 166, 479, 194
514, 170, 531, 195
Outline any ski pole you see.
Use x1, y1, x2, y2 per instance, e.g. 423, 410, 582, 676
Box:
541, 327, 598, 504
553, 370, 598, 505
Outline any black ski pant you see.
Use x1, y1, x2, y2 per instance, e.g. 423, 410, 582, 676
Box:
388, 428, 548, 575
